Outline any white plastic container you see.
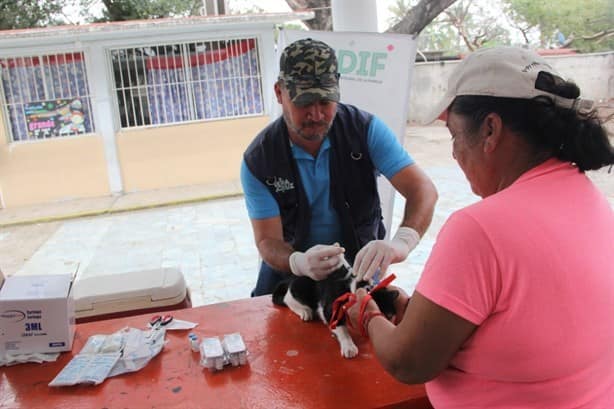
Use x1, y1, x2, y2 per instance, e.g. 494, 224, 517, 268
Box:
222, 333, 247, 367
199, 337, 225, 372
188, 333, 199, 352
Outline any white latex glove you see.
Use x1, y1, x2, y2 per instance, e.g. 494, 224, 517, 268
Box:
289, 243, 345, 281
353, 227, 420, 281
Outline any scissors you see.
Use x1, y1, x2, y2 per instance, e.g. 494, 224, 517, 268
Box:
149, 314, 173, 328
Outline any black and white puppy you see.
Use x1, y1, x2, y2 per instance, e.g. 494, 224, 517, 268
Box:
272, 264, 399, 358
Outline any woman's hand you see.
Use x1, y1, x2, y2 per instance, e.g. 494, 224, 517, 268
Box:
346, 288, 382, 334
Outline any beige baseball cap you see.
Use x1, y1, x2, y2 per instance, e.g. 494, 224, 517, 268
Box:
424, 46, 592, 124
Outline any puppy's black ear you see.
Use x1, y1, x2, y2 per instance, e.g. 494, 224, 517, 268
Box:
370, 288, 399, 318
330, 264, 352, 280
388, 289, 399, 301
338, 264, 351, 275
356, 280, 371, 290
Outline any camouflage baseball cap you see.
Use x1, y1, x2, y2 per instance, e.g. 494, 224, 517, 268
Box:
278, 38, 340, 106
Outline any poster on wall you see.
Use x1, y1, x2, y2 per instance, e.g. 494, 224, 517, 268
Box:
277, 29, 418, 237
24, 98, 87, 139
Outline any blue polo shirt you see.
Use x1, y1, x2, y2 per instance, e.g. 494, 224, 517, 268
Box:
240, 115, 413, 248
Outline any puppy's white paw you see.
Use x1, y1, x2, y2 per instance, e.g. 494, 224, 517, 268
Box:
297, 308, 313, 321
332, 326, 359, 359
284, 291, 313, 321
341, 342, 359, 359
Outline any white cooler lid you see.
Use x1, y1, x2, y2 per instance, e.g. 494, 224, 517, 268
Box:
73, 267, 187, 318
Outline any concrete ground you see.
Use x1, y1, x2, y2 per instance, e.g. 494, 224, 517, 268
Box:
0, 124, 612, 307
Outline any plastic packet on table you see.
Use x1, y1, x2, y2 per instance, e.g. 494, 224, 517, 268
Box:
108, 327, 166, 377
80, 332, 124, 354
164, 318, 197, 331
49, 327, 167, 387
48, 352, 121, 386
1, 351, 60, 367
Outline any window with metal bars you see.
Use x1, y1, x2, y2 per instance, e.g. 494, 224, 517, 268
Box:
0, 52, 95, 141
110, 37, 264, 129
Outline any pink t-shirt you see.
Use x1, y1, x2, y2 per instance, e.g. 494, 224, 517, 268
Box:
416, 159, 614, 408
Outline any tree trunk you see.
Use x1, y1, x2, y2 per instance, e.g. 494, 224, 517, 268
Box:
285, 0, 332, 31
202, 0, 226, 15
387, 0, 458, 35
283, 0, 458, 35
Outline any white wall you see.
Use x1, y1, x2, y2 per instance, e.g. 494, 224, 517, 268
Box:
408, 51, 614, 124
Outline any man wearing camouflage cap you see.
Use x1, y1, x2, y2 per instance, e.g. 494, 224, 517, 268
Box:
241, 38, 437, 296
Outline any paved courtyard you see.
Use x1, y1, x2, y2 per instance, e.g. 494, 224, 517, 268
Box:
0, 125, 611, 308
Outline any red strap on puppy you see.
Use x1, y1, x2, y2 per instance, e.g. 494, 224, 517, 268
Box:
329, 292, 356, 330
328, 273, 396, 332
370, 273, 396, 293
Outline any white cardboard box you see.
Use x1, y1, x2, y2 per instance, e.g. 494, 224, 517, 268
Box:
0, 274, 75, 355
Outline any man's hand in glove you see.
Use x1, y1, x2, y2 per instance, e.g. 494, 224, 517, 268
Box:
353, 227, 420, 281
289, 243, 345, 281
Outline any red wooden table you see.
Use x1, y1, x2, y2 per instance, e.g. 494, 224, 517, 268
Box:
1, 296, 431, 409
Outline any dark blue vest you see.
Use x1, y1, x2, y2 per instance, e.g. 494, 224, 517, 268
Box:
243, 103, 385, 262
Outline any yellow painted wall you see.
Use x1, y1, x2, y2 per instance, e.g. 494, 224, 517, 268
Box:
0, 116, 270, 208
117, 116, 270, 192
0, 135, 110, 207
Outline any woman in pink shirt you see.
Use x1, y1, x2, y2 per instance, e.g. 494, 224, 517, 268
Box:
348, 47, 614, 407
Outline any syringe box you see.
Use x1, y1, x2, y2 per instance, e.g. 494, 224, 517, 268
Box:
0, 274, 75, 355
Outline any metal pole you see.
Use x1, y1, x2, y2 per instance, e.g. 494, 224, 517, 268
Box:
331, 0, 378, 32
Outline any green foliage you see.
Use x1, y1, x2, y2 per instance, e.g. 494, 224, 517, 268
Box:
397, 0, 513, 53
504, 0, 613, 52
386, 0, 416, 28
227, 0, 264, 14
418, 20, 461, 52
93, 0, 202, 21
387, 0, 612, 53
388, 0, 461, 51
0, 0, 65, 30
